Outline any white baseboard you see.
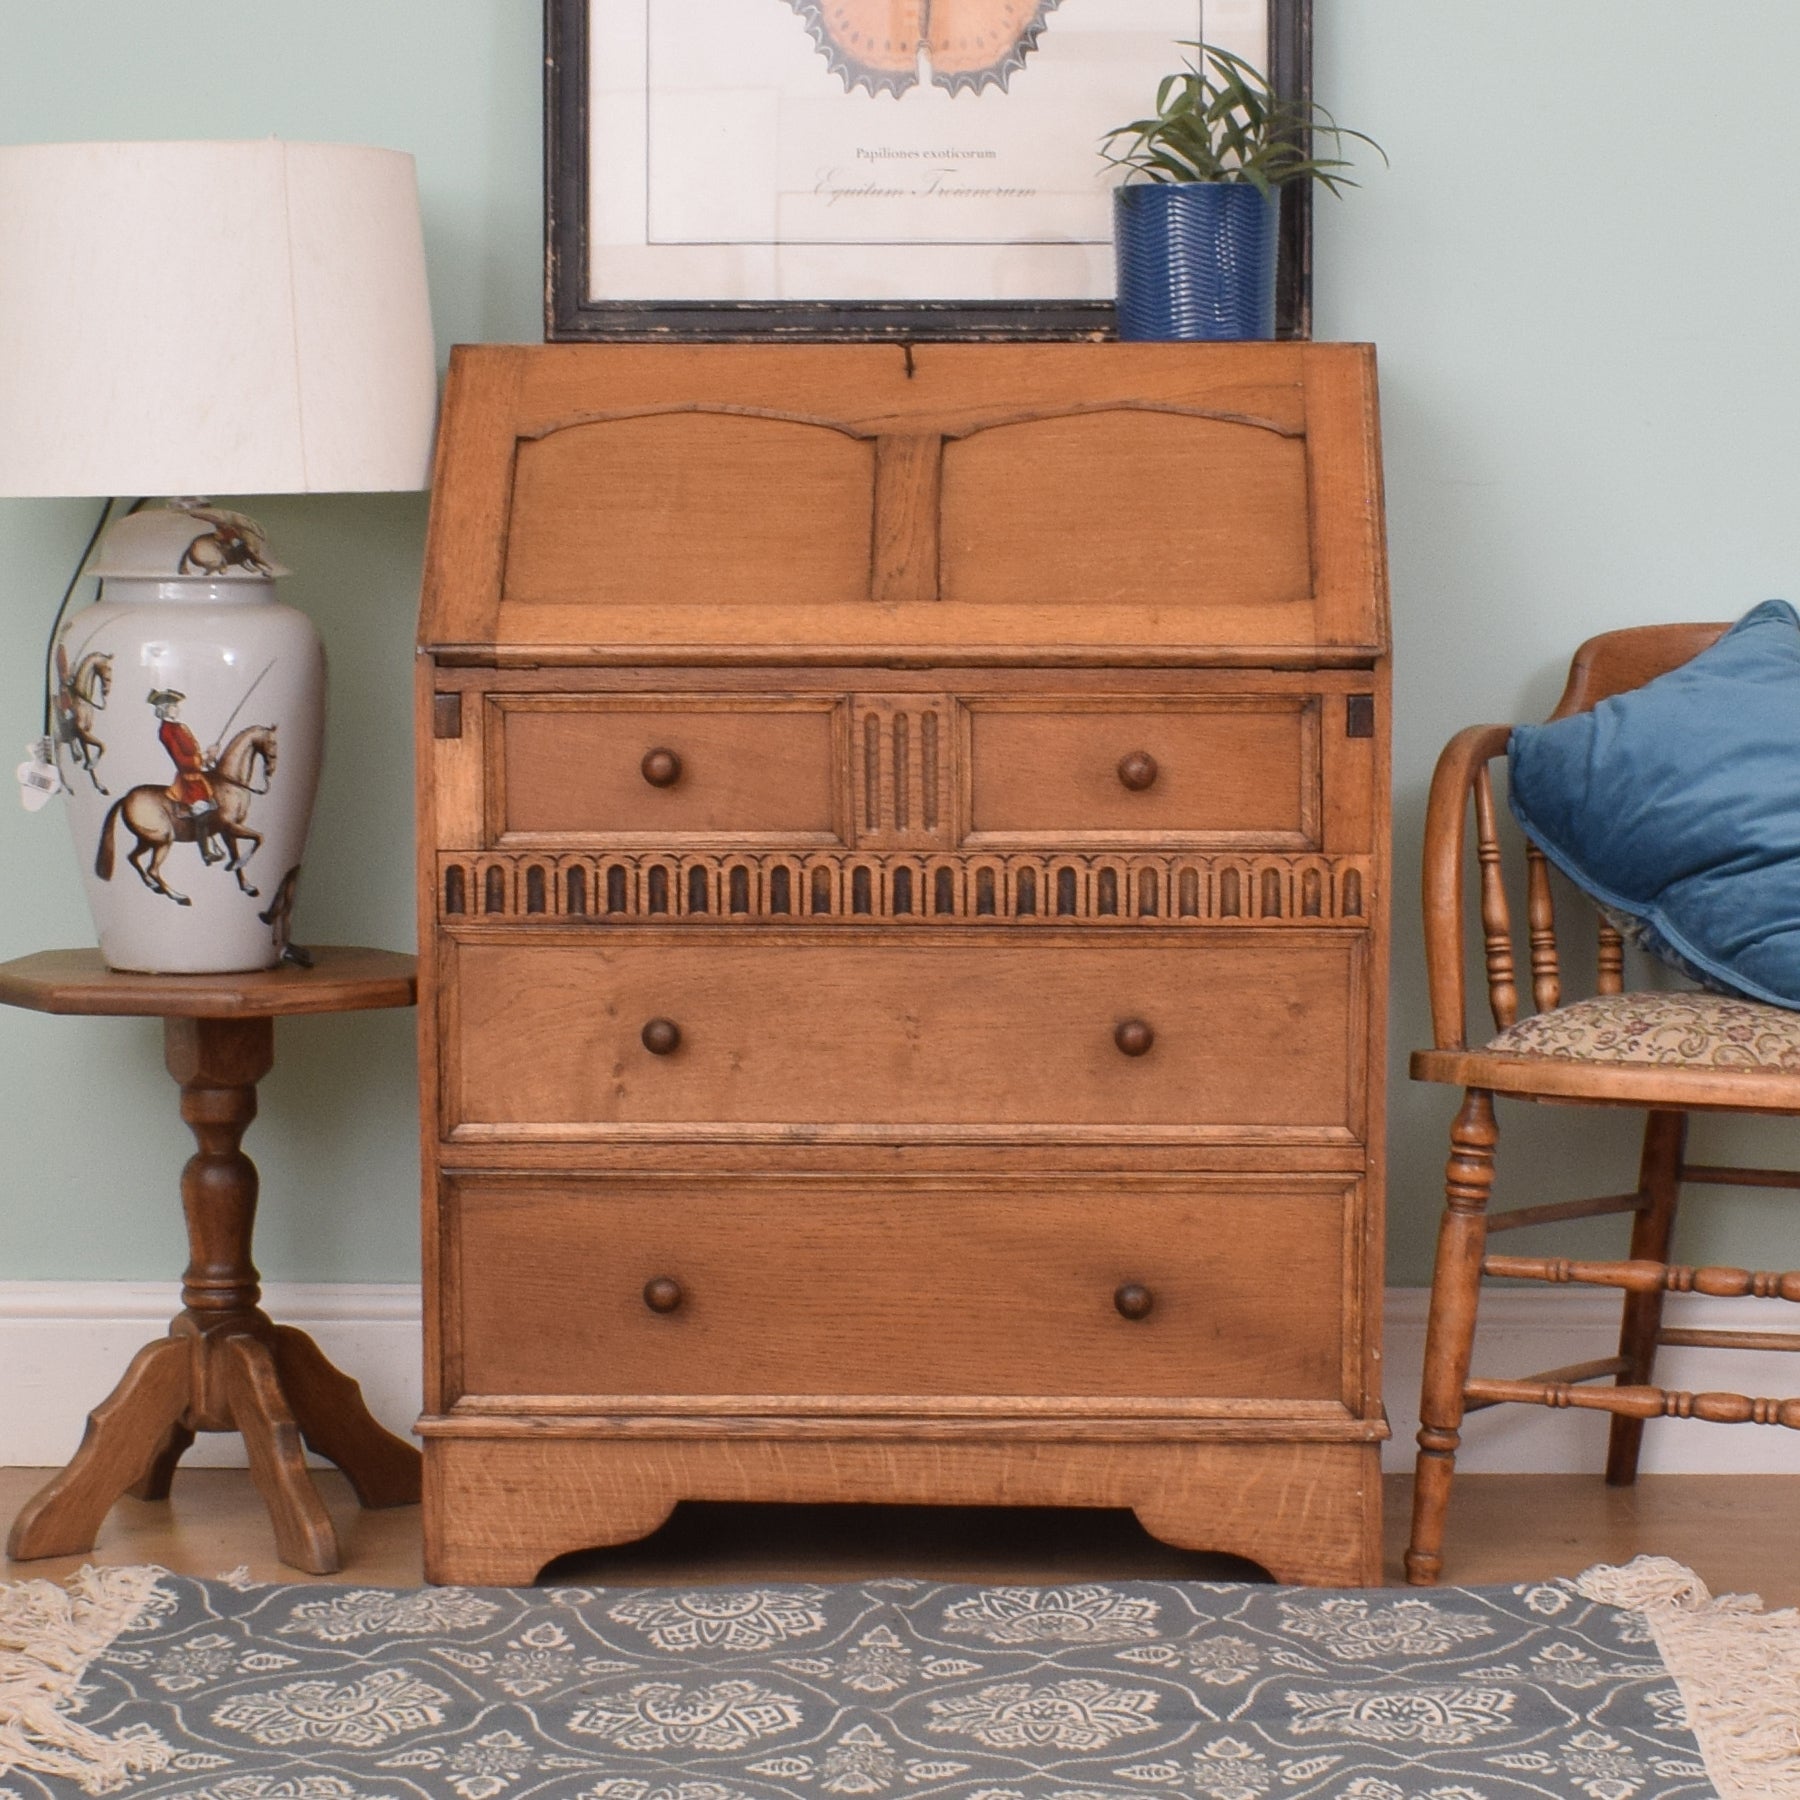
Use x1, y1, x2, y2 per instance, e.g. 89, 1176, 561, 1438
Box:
0, 1282, 422, 1471
0, 1283, 1793, 1475
1380, 1287, 1800, 1474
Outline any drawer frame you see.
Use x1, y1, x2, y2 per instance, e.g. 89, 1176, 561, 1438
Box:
418, 663, 1391, 1586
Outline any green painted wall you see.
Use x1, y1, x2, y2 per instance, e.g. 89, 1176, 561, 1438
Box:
0, 0, 541, 1282
3, 1, 1798, 1286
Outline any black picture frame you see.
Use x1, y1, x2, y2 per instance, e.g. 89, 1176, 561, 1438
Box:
545, 0, 1311, 342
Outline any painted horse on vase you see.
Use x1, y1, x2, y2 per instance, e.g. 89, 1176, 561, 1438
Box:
93, 723, 278, 906
53, 646, 112, 793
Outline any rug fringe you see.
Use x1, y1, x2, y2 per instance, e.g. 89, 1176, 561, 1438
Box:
0, 1563, 175, 1794
1577, 1556, 1800, 1800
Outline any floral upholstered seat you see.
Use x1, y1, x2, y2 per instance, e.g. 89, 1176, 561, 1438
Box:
1485, 990, 1800, 1071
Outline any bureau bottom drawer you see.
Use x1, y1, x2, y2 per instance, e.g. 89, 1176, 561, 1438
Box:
443, 1176, 1356, 1404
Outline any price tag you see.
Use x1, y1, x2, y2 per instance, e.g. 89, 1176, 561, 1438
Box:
15, 738, 63, 812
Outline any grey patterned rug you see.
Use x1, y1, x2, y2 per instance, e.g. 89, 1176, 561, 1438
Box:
1, 1559, 1794, 1800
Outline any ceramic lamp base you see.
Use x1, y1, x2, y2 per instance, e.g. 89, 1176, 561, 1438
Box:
54, 581, 323, 973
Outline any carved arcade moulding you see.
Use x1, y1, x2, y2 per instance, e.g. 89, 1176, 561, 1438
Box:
439, 849, 1372, 928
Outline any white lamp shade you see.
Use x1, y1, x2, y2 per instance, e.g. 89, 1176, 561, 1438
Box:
0, 140, 437, 497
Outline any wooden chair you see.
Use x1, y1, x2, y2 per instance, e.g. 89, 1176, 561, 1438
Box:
1406, 622, 1800, 1585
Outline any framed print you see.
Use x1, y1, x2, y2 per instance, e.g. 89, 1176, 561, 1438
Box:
546, 0, 1311, 340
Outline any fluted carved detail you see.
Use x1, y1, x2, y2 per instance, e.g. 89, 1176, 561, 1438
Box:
852, 696, 954, 849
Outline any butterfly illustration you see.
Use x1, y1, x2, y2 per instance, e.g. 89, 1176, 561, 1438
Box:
788, 0, 1062, 98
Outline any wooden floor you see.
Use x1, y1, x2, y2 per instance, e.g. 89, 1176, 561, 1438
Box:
2, 1467, 1795, 1603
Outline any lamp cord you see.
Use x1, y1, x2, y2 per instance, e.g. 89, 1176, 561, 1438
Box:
40, 500, 115, 741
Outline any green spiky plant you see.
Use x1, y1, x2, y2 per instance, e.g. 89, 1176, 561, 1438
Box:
1101, 43, 1383, 193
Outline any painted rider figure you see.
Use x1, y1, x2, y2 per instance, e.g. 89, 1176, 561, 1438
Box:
149, 689, 223, 864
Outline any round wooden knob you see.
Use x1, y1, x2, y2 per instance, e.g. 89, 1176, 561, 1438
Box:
1114, 1283, 1155, 1321
1117, 750, 1159, 791
643, 1276, 683, 1314
641, 747, 683, 788
1114, 1019, 1155, 1057
641, 1017, 682, 1055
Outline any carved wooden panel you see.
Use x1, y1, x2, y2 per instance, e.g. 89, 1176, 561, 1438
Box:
444, 931, 1364, 1136
939, 407, 1311, 609
446, 1176, 1350, 1403
503, 410, 876, 608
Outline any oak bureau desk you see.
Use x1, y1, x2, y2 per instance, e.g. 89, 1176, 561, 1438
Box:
415, 342, 1390, 1584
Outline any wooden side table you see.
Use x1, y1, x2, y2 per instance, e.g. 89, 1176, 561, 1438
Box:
0, 946, 421, 1575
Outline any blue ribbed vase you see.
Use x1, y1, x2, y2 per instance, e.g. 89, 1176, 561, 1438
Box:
1113, 182, 1280, 341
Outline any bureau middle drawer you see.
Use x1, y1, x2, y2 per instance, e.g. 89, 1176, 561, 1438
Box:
492, 695, 846, 844
443, 1176, 1354, 1403
964, 696, 1321, 847
444, 929, 1365, 1136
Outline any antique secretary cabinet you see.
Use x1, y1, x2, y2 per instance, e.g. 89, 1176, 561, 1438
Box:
415, 342, 1390, 1584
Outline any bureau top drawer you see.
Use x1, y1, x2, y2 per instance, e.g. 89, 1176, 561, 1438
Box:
966, 697, 1320, 848
459, 683, 1365, 854
493, 696, 845, 844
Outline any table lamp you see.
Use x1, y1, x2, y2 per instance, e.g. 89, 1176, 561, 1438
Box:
0, 140, 436, 973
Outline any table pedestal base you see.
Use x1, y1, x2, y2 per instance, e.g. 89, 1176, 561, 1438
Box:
5, 1013, 420, 1575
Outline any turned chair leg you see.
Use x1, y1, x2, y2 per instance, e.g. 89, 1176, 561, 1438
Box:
1606, 1108, 1687, 1485
1407, 1087, 1499, 1586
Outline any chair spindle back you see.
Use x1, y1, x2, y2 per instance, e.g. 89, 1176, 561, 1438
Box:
1473, 763, 1519, 1030
1524, 844, 1561, 1015
1424, 622, 1730, 1051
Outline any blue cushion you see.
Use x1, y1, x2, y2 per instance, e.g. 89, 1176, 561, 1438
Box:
1507, 599, 1800, 1010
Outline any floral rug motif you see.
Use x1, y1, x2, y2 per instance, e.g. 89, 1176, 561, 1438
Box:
0, 1558, 1794, 1799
